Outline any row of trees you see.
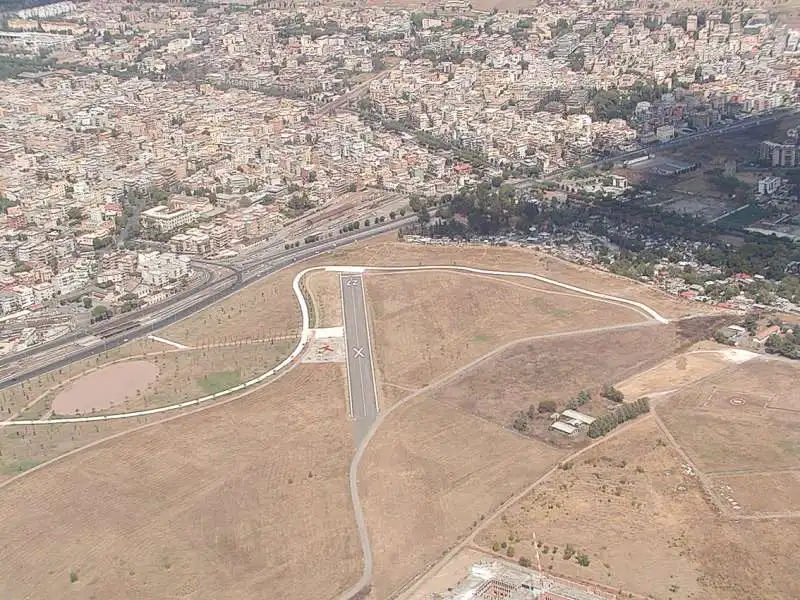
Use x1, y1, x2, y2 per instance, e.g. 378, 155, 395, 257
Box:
587, 398, 650, 438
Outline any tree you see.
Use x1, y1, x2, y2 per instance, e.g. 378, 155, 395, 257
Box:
518, 557, 532, 568
512, 413, 528, 432
537, 400, 557, 414
67, 207, 83, 221
601, 384, 624, 403
91, 305, 111, 322
82, 296, 92, 309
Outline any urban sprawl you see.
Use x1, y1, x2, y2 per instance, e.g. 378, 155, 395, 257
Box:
0, 0, 799, 358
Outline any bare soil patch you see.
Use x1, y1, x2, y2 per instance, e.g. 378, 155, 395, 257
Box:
360, 396, 565, 599
365, 270, 643, 397
475, 418, 800, 600
616, 346, 742, 399
0, 364, 360, 600
52, 360, 158, 415
710, 471, 800, 516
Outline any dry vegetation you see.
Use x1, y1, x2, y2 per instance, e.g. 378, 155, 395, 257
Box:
159, 267, 302, 345
0, 364, 361, 600
365, 270, 644, 397
658, 357, 800, 474
306, 270, 343, 328
360, 395, 565, 599
427, 322, 712, 445
475, 418, 800, 600
616, 344, 745, 399
327, 237, 713, 320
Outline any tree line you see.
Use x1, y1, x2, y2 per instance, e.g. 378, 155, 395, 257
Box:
587, 398, 650, 438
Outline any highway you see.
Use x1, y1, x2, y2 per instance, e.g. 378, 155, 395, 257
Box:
340, 273, 379, 443
0, 216, 415, 390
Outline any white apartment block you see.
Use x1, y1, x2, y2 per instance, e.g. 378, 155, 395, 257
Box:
141, 205, 198, 234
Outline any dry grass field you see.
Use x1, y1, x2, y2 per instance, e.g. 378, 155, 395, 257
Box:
325, 237, 715, 320
0, 363, 361, 600
15, 339, 297, 419
359, 395, 565, 599
364, 270, 645, 397
160, 267, 302, 346
306, 270, 343, 328
709, 471, 800, 515
426, 321, 718, 441
616, 344, 754, 399
658, 357, 800, 474
475, 418, 800, 600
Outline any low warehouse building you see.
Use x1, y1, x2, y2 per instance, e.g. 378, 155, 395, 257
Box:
551, 421, 577, 435
561, 409, 596, 425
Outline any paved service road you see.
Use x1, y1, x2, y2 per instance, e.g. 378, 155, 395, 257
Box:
340, 274, 379, 443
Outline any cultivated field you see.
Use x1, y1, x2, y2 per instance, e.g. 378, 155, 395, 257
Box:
475, 417, 800, 600
0, 363, 361, 600
365, 270, 646, 400
359, 395, 565, 599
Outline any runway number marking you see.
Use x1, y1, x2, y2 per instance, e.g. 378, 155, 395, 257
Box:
352, 347, 365, 358
345, 278, 360, 286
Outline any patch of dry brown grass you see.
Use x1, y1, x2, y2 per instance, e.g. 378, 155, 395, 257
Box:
0, 364, 360, 600
475, 417, 800, 600
365, 270, 644, 399
360, 396, 565, 598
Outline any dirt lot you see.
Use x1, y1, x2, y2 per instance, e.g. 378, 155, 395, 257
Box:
475, 418, 800, 600
17, 339, 297, 419
0, 363, 361, 600
427, 321, 718, 445
365, 270, 645, 397
658, 357, 800, 473
52, 360, 159, 415
616, 344, 755, 400
306, 270, 343, 328
360, 395, 565, 599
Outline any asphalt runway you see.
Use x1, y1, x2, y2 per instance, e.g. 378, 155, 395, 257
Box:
340, 274, 379, 442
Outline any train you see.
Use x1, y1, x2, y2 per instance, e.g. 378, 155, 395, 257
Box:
93, 320, 141, 339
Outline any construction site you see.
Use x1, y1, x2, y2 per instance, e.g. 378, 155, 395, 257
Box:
430, 560, 617, 600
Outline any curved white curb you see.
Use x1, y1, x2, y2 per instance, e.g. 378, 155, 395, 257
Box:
365, 265, 670, 324
3, 266, 324, 427
3, 263, 668, 427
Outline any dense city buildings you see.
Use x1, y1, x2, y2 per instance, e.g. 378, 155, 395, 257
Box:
0, 0, 798, 353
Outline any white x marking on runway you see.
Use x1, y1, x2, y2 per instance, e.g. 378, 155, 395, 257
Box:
353, 346, 365, 358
